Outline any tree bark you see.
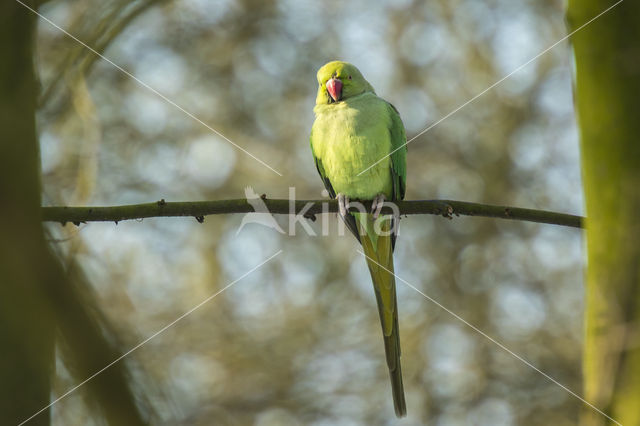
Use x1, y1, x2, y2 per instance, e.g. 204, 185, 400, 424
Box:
0, 2, 55, 424
568, 1, 640, 424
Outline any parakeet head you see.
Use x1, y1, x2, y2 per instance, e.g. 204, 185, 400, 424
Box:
315, 61, 375, 105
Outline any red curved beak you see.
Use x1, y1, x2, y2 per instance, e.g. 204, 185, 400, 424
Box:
326, 77, 343, 102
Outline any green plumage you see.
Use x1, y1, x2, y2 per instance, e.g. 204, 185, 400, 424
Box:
310, 61, 408, 417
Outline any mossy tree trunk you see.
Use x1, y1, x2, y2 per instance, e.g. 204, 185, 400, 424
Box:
0, 2, 55, 424
568, 1, 640, 424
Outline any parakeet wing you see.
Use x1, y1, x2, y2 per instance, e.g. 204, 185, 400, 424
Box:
387, 102, 407, 250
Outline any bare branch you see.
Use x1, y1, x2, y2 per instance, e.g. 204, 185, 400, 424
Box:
42, 199, 584, 228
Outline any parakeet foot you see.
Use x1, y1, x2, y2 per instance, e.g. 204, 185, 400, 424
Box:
337, 193, 350, 217
371, 193, 386, 219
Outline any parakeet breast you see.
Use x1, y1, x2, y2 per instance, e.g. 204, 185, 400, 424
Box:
311, 92, 393, 200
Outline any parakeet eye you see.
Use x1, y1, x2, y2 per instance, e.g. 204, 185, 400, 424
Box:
348, 75, 352, 80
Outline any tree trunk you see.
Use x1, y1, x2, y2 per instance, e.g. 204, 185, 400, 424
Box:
0, 2, 55, 424
567, 1, 640, 424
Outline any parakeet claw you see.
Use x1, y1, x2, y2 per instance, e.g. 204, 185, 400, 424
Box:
337, 193, 350, 217
372, 193, 386, 219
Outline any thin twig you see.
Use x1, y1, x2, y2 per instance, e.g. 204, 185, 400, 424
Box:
41, 199, 584, 228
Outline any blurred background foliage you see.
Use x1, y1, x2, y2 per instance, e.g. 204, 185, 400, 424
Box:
36, 0, 584, 424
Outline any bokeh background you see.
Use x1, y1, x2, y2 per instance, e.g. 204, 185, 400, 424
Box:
37, 0, 584, 424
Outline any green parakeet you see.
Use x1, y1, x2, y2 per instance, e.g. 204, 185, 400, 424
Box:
310, 61, 408, 417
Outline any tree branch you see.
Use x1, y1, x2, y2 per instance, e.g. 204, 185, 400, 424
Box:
42, 199, 584, 228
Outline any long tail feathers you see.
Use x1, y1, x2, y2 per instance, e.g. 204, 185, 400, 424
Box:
357, 214, 406, 417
